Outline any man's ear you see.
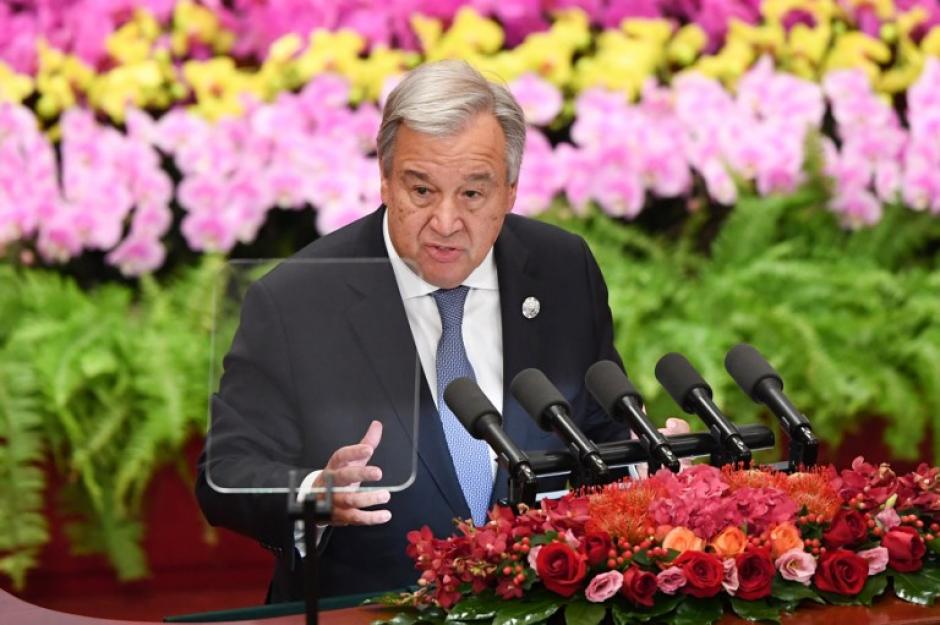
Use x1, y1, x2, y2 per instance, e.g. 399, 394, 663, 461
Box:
380, 168, 390, 207
506, 183, 517, 214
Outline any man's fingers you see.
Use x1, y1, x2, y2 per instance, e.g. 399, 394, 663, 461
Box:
332, 508, 392, 526
327, 465, 383, 487
334, 489, 391, 510
325, 443, 375, 470
662, 417, 691, 435
359, 420, 382, 450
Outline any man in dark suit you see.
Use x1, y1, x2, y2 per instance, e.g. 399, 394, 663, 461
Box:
195, 60, 657, 603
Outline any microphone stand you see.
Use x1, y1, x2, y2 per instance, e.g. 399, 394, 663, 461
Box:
520, 424, 777, 490
287, 472, 334, 625
507, 462, 539, 508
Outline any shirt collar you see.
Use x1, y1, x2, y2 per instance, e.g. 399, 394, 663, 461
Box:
382, 209, 499, 299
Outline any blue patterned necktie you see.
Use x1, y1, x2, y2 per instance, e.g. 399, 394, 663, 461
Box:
432, 286, 493, 526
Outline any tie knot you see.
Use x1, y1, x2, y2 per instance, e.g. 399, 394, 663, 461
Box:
432, 286, 470, 330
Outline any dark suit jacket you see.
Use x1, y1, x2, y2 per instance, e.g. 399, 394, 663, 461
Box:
195, 207, 629, 602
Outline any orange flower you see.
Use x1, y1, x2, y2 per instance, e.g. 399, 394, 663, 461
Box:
770, 522, 804, 559
662, 526, 705, 553
710, 526, 747, 557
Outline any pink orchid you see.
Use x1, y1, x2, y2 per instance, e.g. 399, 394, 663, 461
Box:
509, 74, 563, 126
106, 234, 166, 277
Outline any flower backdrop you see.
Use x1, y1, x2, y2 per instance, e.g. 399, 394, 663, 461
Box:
3, 0, 940, 593
3, 1, 940, 275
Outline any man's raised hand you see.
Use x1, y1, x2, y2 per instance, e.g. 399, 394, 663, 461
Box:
315, 420, 391, 526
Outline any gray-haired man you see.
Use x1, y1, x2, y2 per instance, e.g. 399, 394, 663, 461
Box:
197, 60, 647, 602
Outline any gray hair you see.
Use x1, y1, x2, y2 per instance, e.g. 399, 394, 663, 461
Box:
377, 60, 527, 185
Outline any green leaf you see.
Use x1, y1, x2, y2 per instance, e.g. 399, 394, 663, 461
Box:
855, 574, 888, 606
893, 571, 940, 606
564, 599, 606, 625
672, 597, 723, 625
611, 595, 682, 624
729, 598, 781, 623
447, 593, 499, 621
491, 595, 561, 625
770, 579, 824, 605
926, 538, 940, 555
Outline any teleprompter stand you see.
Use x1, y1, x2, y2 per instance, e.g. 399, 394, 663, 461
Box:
288, 473, 334, 625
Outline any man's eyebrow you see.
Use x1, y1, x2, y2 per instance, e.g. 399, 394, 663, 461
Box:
464, 173, 495, 183
401, 169, 432, 181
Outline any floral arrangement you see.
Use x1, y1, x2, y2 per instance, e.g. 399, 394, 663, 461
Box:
377, 458, 940, 625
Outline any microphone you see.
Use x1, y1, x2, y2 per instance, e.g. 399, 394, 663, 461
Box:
510, 368, 610, 484
655, 353, 752, 466
444, 377, 531, 474
725, 343, 818, 467
584, 360, 681, 473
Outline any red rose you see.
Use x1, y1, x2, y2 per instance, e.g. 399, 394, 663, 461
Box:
536, 542, 588, 597
734, 549, 775, 600
814, 549, 869, 595
883, 526, 927, 573
581, 531, 613, 567
674, 551, 724, 598
621, 566, 658, 607
823, 508, 868, 548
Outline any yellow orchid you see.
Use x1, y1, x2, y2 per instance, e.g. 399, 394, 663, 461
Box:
923, 26, 940, 56
295, 29, 366, 83
0, 62, 34, 103
88, 61, 165, 122
183, 57, 261, 120
824, 30, 892, 81
547, 8, 592, 50
573, 29, 664, 98
34, 41, 94, 119
423, 8, 504, 61
106, 9, 160, 65
411, 14, 444, 53
622, 18, 674, 47
692, 37, 756, 85
668, 24, 708, 67
347, 46, 418, 103
171, 0, 234, 57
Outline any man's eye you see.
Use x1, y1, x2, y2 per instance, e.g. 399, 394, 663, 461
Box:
414, 186, 430, 196
464, 190, 482, 199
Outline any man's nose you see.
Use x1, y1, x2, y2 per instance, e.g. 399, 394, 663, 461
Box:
429, 198, 463, 237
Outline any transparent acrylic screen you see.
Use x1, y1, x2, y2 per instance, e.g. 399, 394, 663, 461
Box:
205, 258, 419, 495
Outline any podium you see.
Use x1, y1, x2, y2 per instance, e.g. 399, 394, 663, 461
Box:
5, 588, 940, 625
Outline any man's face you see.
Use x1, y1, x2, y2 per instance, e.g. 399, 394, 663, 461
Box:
381, 113, 517, 289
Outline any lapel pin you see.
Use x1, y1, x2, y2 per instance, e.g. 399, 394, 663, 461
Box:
522, 296, 540, 319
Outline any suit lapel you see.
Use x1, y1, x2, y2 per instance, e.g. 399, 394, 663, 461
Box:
343, 209, 469, 519
490, 219, 545, 505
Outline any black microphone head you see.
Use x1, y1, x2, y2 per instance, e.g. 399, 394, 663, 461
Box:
654, 352, 712, 413
584, 360, 642, 418
724, 343, 783, 402
509, 368, 570, 431
443, 377, 501, 439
